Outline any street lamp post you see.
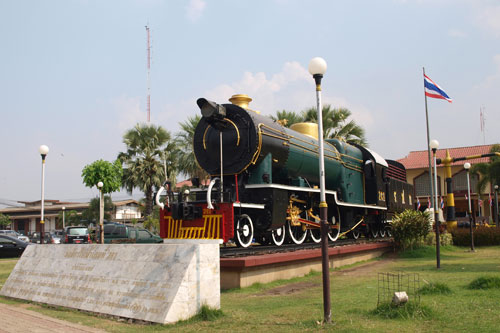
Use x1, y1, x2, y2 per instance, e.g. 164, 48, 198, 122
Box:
308, 56, 331, 324
62, 206, 66, 230
430, 139, 440, 268
39, 145, 49, 244
97, 181, 104, 244
464, 163, 474, 251
494, 185, 499, 227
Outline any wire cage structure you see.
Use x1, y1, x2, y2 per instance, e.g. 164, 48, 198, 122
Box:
377, 272, 420, 306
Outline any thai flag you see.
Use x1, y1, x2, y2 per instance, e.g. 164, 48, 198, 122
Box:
441, 197, 444, 209
417, 197, 421, 210
489, 193, 493, 206
424, 74, 453, 103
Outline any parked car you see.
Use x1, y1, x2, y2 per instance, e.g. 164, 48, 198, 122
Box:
64, 226, 91, 244
28, 232, 51, 244
48, 231, 62, 244
103, 224, 163, 244
0, 230, 29, 243
0, 235, 29, 258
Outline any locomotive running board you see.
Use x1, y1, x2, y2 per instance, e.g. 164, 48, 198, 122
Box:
245, 183, 387, 210
233, 202, 266, 209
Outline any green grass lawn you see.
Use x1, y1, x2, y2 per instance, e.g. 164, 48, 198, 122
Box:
1, 246, 500, 332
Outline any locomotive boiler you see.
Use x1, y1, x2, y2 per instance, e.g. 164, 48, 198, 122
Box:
157, 94, 414, 247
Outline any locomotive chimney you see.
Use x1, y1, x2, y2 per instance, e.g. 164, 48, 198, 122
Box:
229, 94, 261, 114
229, 94, 252, 109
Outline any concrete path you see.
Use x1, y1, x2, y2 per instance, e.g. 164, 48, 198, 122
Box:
0, 303, 106, 333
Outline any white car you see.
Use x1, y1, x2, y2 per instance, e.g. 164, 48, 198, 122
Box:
0, 230, 30, 243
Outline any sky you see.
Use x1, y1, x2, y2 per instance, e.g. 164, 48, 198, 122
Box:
1, 0, 500, 206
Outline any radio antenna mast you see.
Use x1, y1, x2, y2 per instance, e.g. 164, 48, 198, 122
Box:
480, 105, 485, 144
146, 24, 151, 123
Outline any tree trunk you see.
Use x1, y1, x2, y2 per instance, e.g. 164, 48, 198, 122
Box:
145, 188, 153, 217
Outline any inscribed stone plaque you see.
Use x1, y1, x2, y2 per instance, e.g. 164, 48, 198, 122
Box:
0, 242, 220, 324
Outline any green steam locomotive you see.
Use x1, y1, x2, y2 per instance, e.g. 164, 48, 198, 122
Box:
158, 94, 414, 247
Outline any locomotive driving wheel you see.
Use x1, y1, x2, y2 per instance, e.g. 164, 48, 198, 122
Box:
286, 204, 308, 244
328, 215, 341, 242
348, 229, 361, 240
271, 225, 286, 246
235, 214, 254, 248
309, 227, 321, 243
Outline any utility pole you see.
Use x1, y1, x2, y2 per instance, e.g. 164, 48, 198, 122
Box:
146, 25, 151, 123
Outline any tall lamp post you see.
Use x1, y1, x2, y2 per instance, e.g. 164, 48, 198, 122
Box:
430, 139, 440, 268
39, 145, 49, 244
464, 163, 474, 251
308, 56, 331, 323
97, 181, 104, 244
494, 185, 499, 227
62, 206, 66, 230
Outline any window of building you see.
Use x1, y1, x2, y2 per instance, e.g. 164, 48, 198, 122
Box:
414, 172, 441, 197
452, 170, 479, 193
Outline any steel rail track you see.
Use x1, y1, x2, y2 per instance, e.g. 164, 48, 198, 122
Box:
220, 237, 392, 258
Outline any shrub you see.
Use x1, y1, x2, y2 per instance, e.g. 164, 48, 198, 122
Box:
419, 282, 452, 295
468, 276, 500, 290
392, 210, 431, 250
196, 305, 224, 321
424, 232, 453, 246
371, 302, 433, 320
450, 226, 500, 246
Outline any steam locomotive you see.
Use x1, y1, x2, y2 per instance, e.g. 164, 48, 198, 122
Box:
157, 94, 414, 247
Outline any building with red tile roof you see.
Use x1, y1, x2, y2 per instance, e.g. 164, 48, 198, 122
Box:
397, 144, 497, 224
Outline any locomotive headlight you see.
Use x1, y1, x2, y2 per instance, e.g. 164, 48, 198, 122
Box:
197, 98, 226, 119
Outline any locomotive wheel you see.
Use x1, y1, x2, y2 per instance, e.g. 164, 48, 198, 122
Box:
235, 214, 254, 248
348, 229, 361, 240
271, 225, 286, 246
385, 227, 392, 237
309, 228, 321, 243
328, 216, 340, 242
379, 228, 386, 237
370, 228, 379, 238
287, 222, 308, 245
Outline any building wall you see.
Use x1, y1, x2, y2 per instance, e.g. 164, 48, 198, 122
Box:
406, 165, 494, 222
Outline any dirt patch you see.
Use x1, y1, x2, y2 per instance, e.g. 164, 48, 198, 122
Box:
259, 254, 398, 296
335, 253, 398, 277
259, 281, 320, 296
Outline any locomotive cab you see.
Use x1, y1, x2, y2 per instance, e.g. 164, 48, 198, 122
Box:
351, 144, 389, 207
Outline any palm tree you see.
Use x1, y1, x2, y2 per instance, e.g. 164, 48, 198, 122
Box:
118, 123, 176, 217
270, 110, 303, 128
471, 144, 500, 194
175, 115, 208, 180
300, 105, 367, 146
80, 196, 114, 225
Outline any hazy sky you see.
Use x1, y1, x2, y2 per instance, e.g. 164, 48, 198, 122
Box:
1, 0, 499, 205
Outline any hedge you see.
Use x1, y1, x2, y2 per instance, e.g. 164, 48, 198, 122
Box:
450, 226, 500, 246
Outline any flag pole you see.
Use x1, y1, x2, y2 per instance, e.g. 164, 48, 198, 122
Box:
423, 67, 435, 211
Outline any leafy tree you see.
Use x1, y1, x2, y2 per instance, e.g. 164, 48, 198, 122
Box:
80, 196, 114, 225
118, 123, 176, 217
0, 213, 12, 228
471, 144, 500, 194
175, 115, 208, 180
82, 159, 123, 194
